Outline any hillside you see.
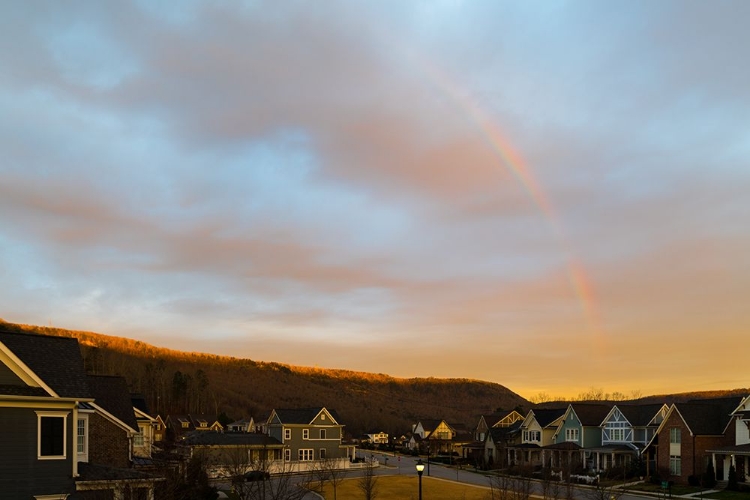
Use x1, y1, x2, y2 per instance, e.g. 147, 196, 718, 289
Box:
0, 320, 529, 436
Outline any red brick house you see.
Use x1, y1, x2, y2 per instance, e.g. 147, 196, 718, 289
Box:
650, 397, 741, 484
77, 374, 162, 498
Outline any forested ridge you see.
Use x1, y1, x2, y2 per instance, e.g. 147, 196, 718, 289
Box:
0, 320, 529, 435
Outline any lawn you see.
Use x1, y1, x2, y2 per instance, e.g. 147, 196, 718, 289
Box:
320, 475, 491, 500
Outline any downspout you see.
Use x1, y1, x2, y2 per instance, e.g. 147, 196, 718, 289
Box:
73, 403, 79, 478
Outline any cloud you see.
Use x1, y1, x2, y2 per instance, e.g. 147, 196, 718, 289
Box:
0, 0, 748, 397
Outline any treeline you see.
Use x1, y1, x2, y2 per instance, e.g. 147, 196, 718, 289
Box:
0, 320, 529, 435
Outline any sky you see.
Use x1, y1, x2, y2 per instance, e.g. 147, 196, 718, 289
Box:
1, 1, 748, 400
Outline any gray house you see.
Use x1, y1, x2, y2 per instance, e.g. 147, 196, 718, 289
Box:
267, 407, 355, 469
0, 330, 93, 498
0, 329, 161, 499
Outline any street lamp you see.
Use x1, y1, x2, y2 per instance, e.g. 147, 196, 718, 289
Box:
416, 459, 425, 500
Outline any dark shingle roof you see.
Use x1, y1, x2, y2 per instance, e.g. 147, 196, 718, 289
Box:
675, 397, 743, 435
273, 407, 341, 425
183, 431, 283, 447
533, 408, 566, 427
570, 404, 613, 426
131, 393, 150, 415
0, 384, 49, 396
77, 462, 158, 481
87, 375, 139, 432
418, 419, 444, 432
617, 404, 666, 426
0, 330, 91, 399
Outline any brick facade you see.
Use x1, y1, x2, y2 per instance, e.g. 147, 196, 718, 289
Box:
656, 411, 735, 484
88, 413, 131, 469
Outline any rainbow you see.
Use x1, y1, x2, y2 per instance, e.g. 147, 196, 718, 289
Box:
418, 58, 603, 341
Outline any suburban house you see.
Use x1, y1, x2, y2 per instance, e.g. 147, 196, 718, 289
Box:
508, 408, 566, 468
227, 417, 255, 433
191, 414, 224, 432
0, 330, 161, 499
364, 430, 389, 444
482, 419, 522, 469
587, 403, 668, 474
267, 407, 355, 469
182, 431, 285, 477
465, 412, 524, 467
166, 414, 193, 436
411, 419, 461, 454
0, 330, 94, 498
132, 394, 158, 458
650, 397, 742, 485
152, 414, 167, 443
551, 403, 613, 471
708, 395, 750, 483
78, 374, 162, 498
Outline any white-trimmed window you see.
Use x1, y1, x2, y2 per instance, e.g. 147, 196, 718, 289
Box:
284, 428, 291, 440
298, 449, 314, 461
303, 429, 309, 440
522, 430, 540, 442
320, 429, 326, 439
669, 456, 681, 475
670, 428, 681, 444
284, 449, 291, 462
565, 428, 579, 442
319, 448, 326, 459
610, 428, 625, 441
77, 416, 88, 461
37, 411, 69, 460
134, 425, 145, 447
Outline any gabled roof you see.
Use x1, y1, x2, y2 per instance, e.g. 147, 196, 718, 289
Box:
492, 410, 525, 428
675, 397, 743, 436
488, 421, 521, 441
651, 397, 743, 444
730, 395, 750, 416
615, 403, 668, 427
568, 403, 613, 426
271, 407, 341, 425
0, 330, 91, 399
417, 419, 444, 432
131, 393, 151, 415
191, 414, 222, 427
87, 375, 139, 432
528, 408, 567, 428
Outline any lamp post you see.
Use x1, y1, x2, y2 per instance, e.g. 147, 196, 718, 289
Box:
416, 458, 425, 500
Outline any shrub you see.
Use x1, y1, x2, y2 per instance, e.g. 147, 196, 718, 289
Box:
702, 461, 716, 488
727, 464, 738, 491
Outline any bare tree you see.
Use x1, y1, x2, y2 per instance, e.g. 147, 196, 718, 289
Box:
511, 473, 533, 500
528, 392, 555, 404
487, 472, 514, 500
582, 479, 626, 500
540, 466, 560, 500
357, 458, 379, 500
314, 456, 347, 500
